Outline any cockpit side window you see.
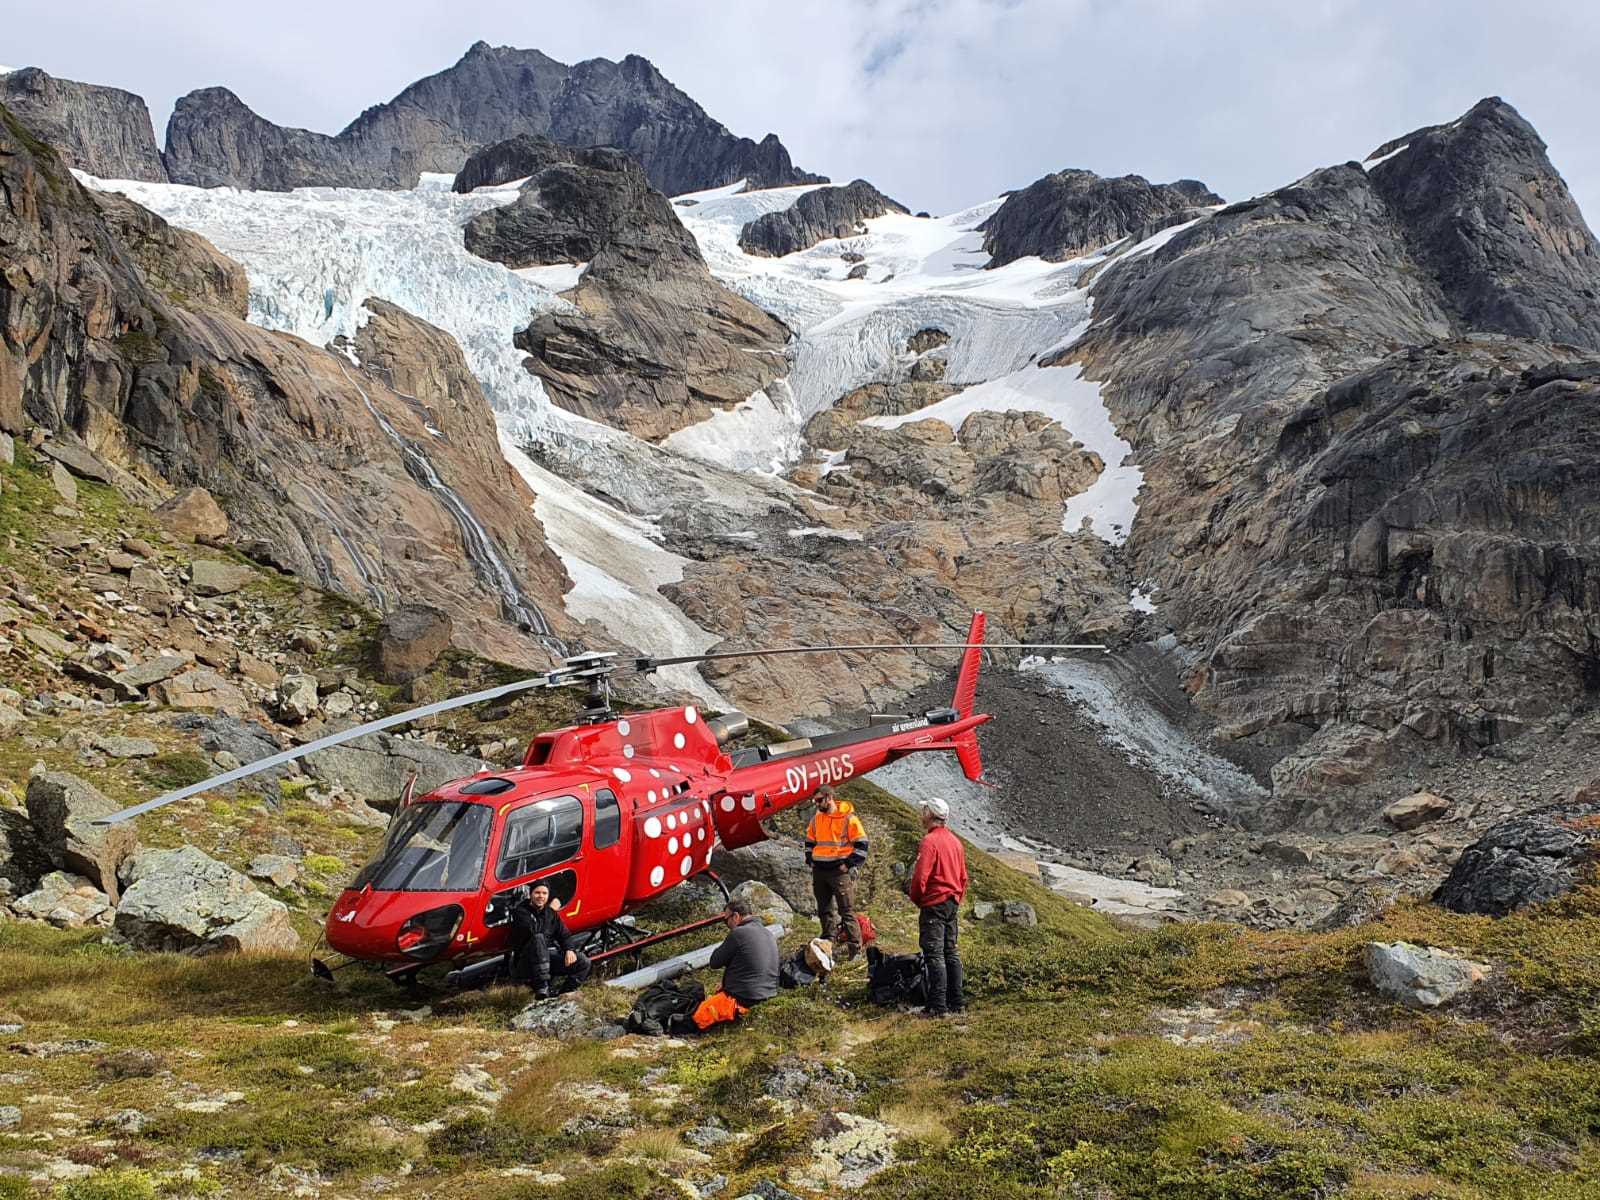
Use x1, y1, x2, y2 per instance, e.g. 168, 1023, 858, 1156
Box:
496, 796, 585, 882
593, 789, 622, 850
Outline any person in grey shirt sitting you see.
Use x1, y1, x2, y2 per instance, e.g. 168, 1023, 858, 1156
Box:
691, 896, 780, 1030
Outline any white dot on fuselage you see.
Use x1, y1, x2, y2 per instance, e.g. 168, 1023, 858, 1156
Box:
617, 719, 630, 735
680, 855, 692, 876
673, 733, 686, 749
644, 817, 661, 838
612, 768, 631, 783
720, 796, 735, 812
684, 707, 697, 724
650, 865, 664, 886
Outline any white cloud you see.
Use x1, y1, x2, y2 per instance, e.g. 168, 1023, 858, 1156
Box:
13, 0, 1600, 222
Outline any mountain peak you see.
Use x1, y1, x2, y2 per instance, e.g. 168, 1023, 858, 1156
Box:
1366, 95, 1600, 348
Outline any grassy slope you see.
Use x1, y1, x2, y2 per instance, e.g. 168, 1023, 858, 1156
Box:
5, 447, 1600, 1198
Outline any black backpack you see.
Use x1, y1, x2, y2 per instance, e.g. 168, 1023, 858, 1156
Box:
625, 978, 706, 1035
866, 945, 926, 1007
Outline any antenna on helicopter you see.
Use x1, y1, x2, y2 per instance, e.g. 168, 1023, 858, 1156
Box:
94, 631, 1108, 825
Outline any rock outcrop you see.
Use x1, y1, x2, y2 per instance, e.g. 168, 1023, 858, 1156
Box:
1365, 97, 1600, 351
1066, 97, 1600, 820
1434, 801, 1600, 917
463, 145, 657, 267
163, 42, 822, 194
0, 105, 572, 664
24, 771, 137, 900
491, 147, 791, 438
737, 180, 908, 257
114, 846, 300, 954
981, 170, 1221, 266
1363, 941, 1489, 1008
452, 132, 577, 194
1, 67, 167, 182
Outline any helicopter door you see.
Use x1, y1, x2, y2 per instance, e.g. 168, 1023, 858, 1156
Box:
580, 787, 629, 924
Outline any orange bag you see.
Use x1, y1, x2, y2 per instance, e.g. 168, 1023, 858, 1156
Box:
691, 990, 749, 1031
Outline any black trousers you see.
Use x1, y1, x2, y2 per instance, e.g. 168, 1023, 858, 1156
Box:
918, 898, 963, 1013
516, 933, 592, 993
813, 867, 862, 948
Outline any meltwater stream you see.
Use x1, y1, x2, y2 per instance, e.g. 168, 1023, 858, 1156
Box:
335, 361, 566, 654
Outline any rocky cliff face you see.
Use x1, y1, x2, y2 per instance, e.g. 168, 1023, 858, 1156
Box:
462, 145, 654, 266
163, 42, 822, 194
1066, 97, 1600, 824
163, 87, 376, 190
737, 180, 907, 257
0, 67, 167, 182
467, 147, 791, 439
451, 132, 573, 193
981, 170, 1221, 266
1365, 97, 1600, 351
0, 103, 572, 664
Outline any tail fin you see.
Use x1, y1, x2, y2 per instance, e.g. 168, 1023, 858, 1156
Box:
952, 611, 985, 782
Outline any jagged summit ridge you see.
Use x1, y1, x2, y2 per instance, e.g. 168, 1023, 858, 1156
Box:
1363, 96, 1600, 350
162, 42, 823, 195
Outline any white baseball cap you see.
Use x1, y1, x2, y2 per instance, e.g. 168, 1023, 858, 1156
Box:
920, 797, 950, 821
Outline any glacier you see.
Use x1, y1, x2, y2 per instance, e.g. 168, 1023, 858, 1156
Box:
76, 165, 1195, 683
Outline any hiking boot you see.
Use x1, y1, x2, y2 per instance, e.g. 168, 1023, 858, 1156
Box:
919, 1007, 949, 1020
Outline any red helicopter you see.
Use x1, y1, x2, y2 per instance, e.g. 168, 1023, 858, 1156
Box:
99, 612, 1102, 985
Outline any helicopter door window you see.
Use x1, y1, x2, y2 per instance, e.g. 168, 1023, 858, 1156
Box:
497, 796, 585, 882
593, 789, 622, 850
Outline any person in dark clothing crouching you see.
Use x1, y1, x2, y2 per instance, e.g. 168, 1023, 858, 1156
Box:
510, 882, 591, 998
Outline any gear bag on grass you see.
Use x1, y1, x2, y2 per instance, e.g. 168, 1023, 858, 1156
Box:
624, 978, 706, 1035
866, 944, 926, 1007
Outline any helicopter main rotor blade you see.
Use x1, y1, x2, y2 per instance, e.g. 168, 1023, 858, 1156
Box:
94, 671, 564, 825
632, 641, 1108, 671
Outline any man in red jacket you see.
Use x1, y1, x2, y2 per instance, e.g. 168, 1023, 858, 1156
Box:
906, 797, 968, 1016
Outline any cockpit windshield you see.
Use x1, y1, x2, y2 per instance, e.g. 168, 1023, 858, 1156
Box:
352, 802, 491, 892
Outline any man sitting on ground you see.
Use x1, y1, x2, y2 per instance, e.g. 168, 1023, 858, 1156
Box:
510, 882, 591, 998
692, 896, 780, 1031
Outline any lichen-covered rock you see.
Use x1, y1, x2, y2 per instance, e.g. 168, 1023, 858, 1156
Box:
274, 674, 320, 724
114, 846, 300, 954
509, 999, 602, 1040
1363, 941, 1489, 1008
303, 734, 484, 808
711, 840, 817, 916
971, 899, 1038, 928
24, 771, 137, 900
728, 880, 795, 925
11, 871, 112, 928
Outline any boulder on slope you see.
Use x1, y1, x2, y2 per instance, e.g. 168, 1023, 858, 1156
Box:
24, 771, 137, 901
114, 846, 300, 954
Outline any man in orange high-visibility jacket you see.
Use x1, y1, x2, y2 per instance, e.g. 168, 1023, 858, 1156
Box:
805, 786, 869, 960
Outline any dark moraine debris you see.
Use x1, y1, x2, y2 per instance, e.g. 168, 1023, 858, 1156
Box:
1434, 797, 1600, 917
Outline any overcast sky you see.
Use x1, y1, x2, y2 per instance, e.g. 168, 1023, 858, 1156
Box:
14, 0, 1600, 220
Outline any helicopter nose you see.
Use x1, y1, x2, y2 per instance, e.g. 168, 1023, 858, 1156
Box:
324, 888, 394, 959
